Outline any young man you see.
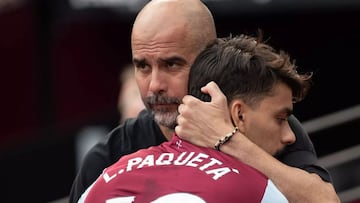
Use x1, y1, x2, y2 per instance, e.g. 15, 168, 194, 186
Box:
69, 0, 339, 202
79, 34, 304, 203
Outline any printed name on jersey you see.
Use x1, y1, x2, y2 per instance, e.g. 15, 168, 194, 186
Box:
103, 151, 240, 183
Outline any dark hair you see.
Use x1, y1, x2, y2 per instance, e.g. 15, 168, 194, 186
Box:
188, 34, 312, 107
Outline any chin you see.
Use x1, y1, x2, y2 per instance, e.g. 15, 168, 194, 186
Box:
154, 111, 178, 129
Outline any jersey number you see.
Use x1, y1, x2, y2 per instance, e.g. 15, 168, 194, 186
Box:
106, 192, 206, 203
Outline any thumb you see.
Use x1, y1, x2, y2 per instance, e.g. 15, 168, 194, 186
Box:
201, 81, 228, 105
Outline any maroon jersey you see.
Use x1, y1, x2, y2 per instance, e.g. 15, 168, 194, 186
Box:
79, 135, 288, 203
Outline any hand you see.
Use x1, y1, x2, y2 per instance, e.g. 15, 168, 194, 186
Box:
175, 81, 234, 148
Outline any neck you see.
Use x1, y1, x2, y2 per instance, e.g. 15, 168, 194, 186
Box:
159, 125, 174, 141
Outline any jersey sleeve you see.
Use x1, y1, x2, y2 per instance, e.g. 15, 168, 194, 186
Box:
261, 180, 289, 203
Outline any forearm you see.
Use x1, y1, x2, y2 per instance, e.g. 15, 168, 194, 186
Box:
221, 133, 340, 203
176, 86, 340, 202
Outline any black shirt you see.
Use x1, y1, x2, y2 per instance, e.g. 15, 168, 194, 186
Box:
69, 109, 331, 203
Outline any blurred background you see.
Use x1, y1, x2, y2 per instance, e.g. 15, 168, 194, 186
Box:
0, 0, 359, 202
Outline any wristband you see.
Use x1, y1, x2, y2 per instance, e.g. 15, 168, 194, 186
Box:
214, 126, 238, 151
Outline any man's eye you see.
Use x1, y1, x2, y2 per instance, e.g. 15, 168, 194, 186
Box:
135, 63, 150, 72
166, 61, 178, 68
135, 63, 145, 69
277, 118, 287, 123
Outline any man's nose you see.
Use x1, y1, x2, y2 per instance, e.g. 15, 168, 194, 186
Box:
149, 69, 167, 93
282, 123, 296, 145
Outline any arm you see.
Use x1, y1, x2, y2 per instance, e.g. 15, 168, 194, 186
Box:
70, 110, 167, 203
175, 81, 340, 203
69, 134, 115, 203
69, 124, 132, 203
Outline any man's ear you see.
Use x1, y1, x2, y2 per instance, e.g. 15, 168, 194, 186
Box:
230, 99, 246, 133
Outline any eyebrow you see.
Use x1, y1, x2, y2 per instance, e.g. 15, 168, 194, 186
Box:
133, 56, 188, 66
277, 107, 293, 117
158, 56, 187, 65
133, 58, 145, 65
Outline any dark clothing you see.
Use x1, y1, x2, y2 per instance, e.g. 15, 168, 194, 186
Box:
276, 115, 331, 183
69, 109, 331, 203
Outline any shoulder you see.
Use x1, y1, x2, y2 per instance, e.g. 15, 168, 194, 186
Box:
278, 114, 332, 182
68, 110, 166, 203
97, 110, 166, 156
279, 114, 315, 156
288, 115, 314, 149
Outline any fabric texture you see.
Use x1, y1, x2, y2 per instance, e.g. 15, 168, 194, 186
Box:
79, 135, 288, 203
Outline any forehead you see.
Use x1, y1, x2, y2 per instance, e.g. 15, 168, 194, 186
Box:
132, 23, 199, 57
258, 83, 293, 113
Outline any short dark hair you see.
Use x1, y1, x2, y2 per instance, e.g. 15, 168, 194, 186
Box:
188, 34, 312, 107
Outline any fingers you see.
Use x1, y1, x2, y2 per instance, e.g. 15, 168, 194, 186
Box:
181, 95, 200, 107
180, 81, 228, 115
177, 103, 185, 114
177, 103, 192, 125
201, 81, 227, 104
178, 98, 199, 120
175, 107, 189, 140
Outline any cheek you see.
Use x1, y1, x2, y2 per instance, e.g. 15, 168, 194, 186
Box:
171, 73, 189, 96
135, 77, 148, 96
261, 124, 283, 155
178, 82, 189, 97
247, 118, 279, 154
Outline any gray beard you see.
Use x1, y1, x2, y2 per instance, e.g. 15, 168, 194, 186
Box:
152, 110, 178, 130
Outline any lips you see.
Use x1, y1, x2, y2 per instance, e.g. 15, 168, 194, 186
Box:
146, 95, 181, 112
